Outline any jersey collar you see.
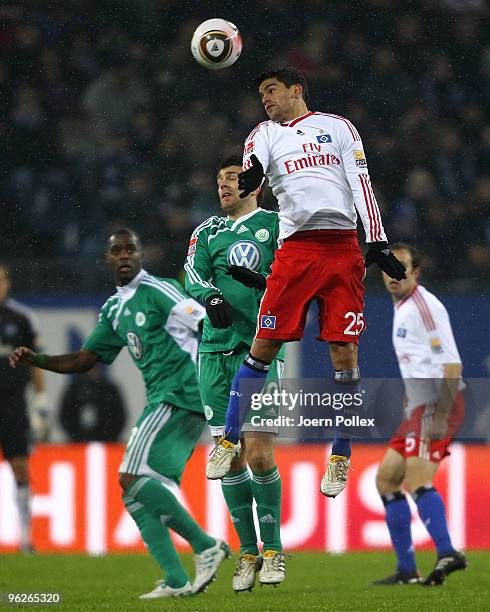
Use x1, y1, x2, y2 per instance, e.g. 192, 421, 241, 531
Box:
280, 111, 316, 128
229, 207, 261, 231
395, 284, 418, 309
116, 268, 147, 295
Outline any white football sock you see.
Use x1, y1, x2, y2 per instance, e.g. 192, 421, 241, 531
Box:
15, 482, 31, 549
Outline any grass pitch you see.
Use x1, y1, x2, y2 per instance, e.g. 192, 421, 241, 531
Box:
1, 551, 488, 611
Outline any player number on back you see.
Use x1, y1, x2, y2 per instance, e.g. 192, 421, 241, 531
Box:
343, 312, 364, 336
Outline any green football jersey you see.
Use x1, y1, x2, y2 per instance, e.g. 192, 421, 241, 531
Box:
185, 207, 284, 357
83, 270, 205, 413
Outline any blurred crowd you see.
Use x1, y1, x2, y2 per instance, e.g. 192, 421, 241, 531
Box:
0, 0, 488, 292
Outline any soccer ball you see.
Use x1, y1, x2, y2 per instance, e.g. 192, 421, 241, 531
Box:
191, 18, 242, 70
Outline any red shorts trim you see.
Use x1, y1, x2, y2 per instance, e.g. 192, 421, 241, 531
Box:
257, 230, 365, 342
389, 392, 465, 463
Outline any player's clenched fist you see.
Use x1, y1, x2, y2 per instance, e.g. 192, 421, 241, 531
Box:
365, 241, 407, 281
238, 154, 264, 199
9, 346, 35, 368
205, 294, 233, 328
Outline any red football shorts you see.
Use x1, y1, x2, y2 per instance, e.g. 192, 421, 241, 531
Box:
389, 392, 465, 463
257, 229, 365, 342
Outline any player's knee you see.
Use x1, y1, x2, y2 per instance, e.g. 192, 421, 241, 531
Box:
375, 467, 399, 495
248, 455, 273, 473
404, 475, 433, 495
404, 459, 436, 494
250, 338, 281, 363
246, 443, 275, 473
119, 472, 137, 491
229, 452, 247, 473
329, 342, 357, 370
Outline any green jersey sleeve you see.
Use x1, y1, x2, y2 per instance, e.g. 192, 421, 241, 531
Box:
83, 309, 124, 364
184, 220, 221, 303
148, 277, 206, 331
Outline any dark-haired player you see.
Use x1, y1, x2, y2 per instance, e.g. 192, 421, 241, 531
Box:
185, 157, 285, 589
10, 229, 229, 599
209, 68, 406, 498
0, 263, 50, 552
374, 243, 467, 586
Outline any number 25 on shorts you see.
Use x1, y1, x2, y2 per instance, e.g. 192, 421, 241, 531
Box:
343, 311, 365, 336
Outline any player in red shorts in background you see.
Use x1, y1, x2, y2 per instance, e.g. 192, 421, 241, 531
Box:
205, 68, 406, 498
374, 243, 467, 586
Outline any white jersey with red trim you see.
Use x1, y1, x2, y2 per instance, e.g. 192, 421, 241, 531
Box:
392, 284, 463, 411
243, 111, 387, 242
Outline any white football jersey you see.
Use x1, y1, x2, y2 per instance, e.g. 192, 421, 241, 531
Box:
243, 111, 387, 242
392, 284, 463, 411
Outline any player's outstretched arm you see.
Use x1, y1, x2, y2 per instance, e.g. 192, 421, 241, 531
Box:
10, 347, 98, 374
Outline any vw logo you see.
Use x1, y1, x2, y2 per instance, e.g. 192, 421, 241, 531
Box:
227, 240, 262, 270
127, 331, 143, 360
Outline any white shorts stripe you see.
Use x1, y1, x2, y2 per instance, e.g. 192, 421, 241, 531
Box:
123, 405, 166, 474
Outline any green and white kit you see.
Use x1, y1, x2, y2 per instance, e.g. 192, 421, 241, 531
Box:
185, 208, 285, 435
83, 269, 206, 483
198, 350, 284, 436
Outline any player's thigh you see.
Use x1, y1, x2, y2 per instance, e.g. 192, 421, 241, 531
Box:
376, 448, 406, 494
257, 242, 319, 341
119, 402, 169, 477
318, 247, 365, 343
119, 403, 205, 484
199, 351, 245, 431
0, 394, 30, 462
404, 456, 439, 492
147, 406, 206, 484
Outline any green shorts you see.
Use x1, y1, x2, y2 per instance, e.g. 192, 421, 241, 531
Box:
119, 403, 205, 487
198, 350, 284, 437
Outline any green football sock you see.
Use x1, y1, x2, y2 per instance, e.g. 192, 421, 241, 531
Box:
126, 476, 215, 554
123, 495, 190, 588
251, 466, 282, 552
222, 468, 259, 555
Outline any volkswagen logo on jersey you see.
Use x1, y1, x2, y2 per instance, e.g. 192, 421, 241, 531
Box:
227, 240, 262, 270
127, 331, 143, 360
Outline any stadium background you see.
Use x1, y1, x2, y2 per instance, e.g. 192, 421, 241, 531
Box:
1, 0, 489, 554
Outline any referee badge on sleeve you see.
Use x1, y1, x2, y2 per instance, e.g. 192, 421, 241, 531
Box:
260, 315, 276, 329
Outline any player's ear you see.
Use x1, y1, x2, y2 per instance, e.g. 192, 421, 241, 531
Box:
292, 84, 302, 100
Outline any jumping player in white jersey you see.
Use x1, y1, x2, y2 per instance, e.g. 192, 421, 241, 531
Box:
206, 68, 406, 497
374, 243, 467, 586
